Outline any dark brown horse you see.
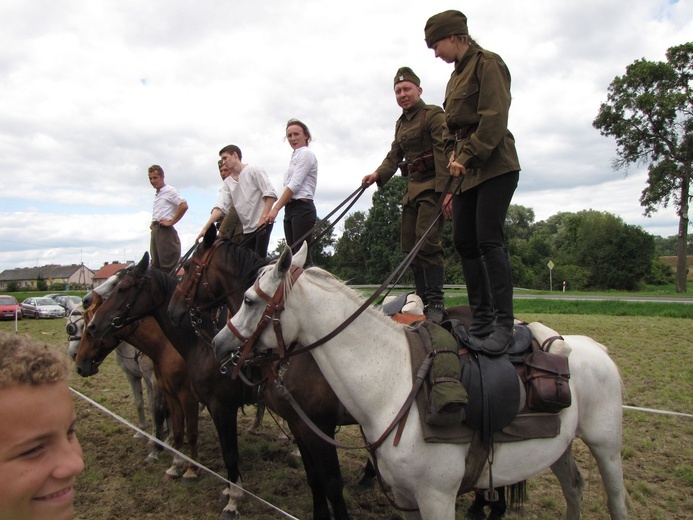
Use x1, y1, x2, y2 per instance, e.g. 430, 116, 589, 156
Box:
75, 291, 200, 481
84, 254, 260, 520
168, 226, 362, 520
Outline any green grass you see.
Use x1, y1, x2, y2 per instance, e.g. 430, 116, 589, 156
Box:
445, 295, 693, 318
2, 300, 692, 519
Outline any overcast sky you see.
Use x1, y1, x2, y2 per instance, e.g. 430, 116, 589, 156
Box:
1, 0, 691, 274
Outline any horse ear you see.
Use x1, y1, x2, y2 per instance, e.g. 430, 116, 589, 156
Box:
203, 224, 217, 248
137, 252, 150, 273
293, 241, 308, 268
277, 245, 293, 275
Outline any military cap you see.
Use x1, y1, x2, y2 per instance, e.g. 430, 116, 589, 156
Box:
424, 10, 468, 48
394, 67, 420, 87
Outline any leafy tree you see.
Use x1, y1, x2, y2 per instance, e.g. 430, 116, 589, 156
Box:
36, 275, 47, 292
332, 211, 368, 282
359, 176, 407, 283
593, 42, 693, 292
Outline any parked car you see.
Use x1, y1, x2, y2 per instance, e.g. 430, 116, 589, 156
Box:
53, 294, 83, 312
20, 297, 66, 319
0, 295, 22, 320
44, 293, 64, 301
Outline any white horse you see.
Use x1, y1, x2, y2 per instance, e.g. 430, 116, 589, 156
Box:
66, 302, 170, 463
213, 244, 628, 520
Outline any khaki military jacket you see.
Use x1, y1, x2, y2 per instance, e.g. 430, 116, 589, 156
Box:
375, 99, 449, 202
443, 45, 521, 193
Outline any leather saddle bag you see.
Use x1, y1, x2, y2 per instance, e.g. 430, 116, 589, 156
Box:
523, 347, 571, 413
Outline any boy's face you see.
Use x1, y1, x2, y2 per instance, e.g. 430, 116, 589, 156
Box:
148, 172, 165, 190
0, 382, 84, 520
219, 151, 240, 171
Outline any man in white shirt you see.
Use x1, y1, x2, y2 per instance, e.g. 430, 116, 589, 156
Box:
198, 145, 277, 258
148, 164, 188, 273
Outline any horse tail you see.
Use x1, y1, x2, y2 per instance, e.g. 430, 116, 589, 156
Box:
507, 480, 527, 510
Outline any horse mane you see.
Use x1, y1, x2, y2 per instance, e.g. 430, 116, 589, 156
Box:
288, 266, 404, 330
216, 239, 268, 288
147, 266, 179, 302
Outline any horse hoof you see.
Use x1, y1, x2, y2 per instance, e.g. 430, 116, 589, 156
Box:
164, 468, 182, 480
182, 471, 199, 484
219, 509, 240, 519
144, 453, 159, 463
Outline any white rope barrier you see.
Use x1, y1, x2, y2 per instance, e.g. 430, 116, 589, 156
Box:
622, 405, 693, 418
69, 387, 300, 520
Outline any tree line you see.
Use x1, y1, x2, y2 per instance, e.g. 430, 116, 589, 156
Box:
270, 174, 689, 291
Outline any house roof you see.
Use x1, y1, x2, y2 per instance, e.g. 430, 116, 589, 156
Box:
0, 264, 93, 282
92, 262, 134, 280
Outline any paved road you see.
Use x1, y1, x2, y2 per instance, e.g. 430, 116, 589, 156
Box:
352, 285, 693, 304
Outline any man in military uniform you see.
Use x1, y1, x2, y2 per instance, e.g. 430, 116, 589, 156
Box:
363, 67, 450, 323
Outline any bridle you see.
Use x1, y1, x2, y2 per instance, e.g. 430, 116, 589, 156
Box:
223, 264, 304, 379
175, 240, 226, 315
107, 270, 155, 331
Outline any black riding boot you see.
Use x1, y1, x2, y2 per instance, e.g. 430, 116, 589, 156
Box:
461, 256, 495, 339
413, 268, 427, 307
423, 266, 445, 324
481, 247, 514, 354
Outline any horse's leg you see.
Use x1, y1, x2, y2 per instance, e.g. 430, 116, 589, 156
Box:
549, 444, 584, 520
247, 402, 265, 433
123, 370, 148, 436
582, 440, 628, 520
570, 340, 628, 520
208, 401, 243, 519
180, 388, 200, 481
146, 380, 171, 463
289, 428, 332, 520
163, 394, 187, 479
355, 458, 377, 491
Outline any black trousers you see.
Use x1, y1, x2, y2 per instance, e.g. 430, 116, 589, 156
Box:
242, 223, 273, 259
284, 199, 317, 263
452, 171, 519, 259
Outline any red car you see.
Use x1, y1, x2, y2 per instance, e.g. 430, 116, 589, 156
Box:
0, 295, 22, 320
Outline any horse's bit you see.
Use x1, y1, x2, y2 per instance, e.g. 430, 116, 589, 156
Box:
222, 264, 304, 379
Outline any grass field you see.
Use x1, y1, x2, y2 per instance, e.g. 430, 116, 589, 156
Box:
1, 299, 691, 519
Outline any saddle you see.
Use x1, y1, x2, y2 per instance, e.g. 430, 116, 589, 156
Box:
410, 320, 572, 449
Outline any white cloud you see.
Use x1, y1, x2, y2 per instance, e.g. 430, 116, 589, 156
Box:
1, 0, 691, 272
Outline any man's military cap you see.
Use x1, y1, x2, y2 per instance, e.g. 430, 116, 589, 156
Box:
394, 67, 420, 87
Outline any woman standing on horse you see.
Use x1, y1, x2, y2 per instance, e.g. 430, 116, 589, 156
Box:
267, 119, 318, 265
425, 10, 521, 354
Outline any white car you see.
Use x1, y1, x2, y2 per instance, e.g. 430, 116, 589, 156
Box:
20, 297, 67, 319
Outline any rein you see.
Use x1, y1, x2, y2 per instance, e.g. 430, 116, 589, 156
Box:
289, 184, 368, 251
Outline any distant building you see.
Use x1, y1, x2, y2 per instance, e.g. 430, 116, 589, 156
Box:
91, 261, 135, 288
0, 264, 95, 291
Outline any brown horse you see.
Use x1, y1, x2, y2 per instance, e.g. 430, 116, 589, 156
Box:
84, 255, 260, 520
168, 226, 370, 520
75, 291, 200, 481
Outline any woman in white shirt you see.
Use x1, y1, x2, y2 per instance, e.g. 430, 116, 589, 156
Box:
268, 119, 318, 264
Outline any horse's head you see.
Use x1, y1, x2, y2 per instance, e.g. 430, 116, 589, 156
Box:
212, 242, 307, 372
85, 252, 161, 346
168, 224, 266, 327
76, 274, 150, 377
65, 304, 84, 361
